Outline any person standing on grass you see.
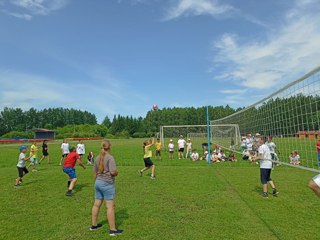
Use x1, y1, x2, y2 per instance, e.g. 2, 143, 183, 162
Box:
29, 141, 39, 172
60, 139, 69, 165
62, 146, 86, 196
185, 139, 192, 158
253, 136, 279, 198
317, 139, 320, 166
15, 146, 32, 187
168, 139, 174, 160
90, 140, 123, 236
138, 137, 156, 179
155, 138, 162, 160
177, 135, 186, 159
39, 140, 50, 164
77, 140, 86, 160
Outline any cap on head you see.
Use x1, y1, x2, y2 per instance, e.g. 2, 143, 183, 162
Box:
180, 135, 183, 138
20, 145, 27, 151
170, 139, 173, 142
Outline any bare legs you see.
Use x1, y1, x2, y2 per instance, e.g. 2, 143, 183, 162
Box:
92, 199, 116, 230
308, 180, 320, 198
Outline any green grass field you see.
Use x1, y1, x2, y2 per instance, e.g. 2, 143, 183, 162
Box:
0, 139, 319, 240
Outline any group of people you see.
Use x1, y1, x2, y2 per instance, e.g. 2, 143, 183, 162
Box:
13, 135, 320, 238
15, 139, 123, 237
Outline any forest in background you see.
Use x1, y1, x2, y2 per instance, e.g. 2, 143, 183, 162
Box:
0, 105, 239, 139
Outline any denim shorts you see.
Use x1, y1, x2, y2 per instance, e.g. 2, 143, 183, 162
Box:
63, 167, 77, 179
95, 179, 115, 200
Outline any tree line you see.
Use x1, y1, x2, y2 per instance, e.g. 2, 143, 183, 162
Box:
0, 105, 240, 139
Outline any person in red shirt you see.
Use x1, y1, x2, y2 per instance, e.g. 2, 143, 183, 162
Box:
62, 146, 86, 196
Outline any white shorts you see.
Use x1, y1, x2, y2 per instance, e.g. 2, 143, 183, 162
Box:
312, 174, 320, 187
30, 158, 39, 165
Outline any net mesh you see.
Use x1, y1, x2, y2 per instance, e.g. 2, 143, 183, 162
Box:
211, 67, 320, 171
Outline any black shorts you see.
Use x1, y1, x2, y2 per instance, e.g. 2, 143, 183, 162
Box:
260, 168, 272, 184
62, 154, 68, 158
42, 151, 49, 156
155, 150, 161, 156
178, 148, 184, 153
17, 167, 29, 178
144, 157, 154, 167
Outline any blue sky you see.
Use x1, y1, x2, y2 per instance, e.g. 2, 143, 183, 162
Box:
1, 0, 320, 122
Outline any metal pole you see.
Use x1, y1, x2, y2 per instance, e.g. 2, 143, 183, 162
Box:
206, 106, 211, 164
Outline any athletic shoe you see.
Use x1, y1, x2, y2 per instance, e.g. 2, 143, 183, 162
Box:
65, 190, 72, 196
150, 176, 156, 180
14, 184, 21, 187
272, 189, 279, 196
32, 169, 38, 172
89, 224, 102, 231
109, 229, 123, 236
138, 170, 142, 177
262, 192, 268, 198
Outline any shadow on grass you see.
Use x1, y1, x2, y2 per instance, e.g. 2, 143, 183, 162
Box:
98, 208, 129, 228
253, 185, 261, 194
75, 183, 90, 193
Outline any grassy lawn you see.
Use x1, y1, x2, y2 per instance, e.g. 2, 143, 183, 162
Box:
0, 139, 319, 239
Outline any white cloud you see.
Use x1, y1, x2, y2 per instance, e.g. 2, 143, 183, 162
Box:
220, 89, 247, 94
164, 0, 235, 20
212, 1, 320, 90
0, 68, 147, 122
10, 0, 68, 15
1, 0, 68, 20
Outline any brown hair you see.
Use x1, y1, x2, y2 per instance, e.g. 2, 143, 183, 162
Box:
98, 140, 111, 173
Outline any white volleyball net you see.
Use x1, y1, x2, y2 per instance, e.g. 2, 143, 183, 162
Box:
211, 66, 320, 172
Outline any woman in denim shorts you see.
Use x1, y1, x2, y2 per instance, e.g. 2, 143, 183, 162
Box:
90, 140, 123, 236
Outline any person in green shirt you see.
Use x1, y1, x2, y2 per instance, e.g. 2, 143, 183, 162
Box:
138, 137, 156, 180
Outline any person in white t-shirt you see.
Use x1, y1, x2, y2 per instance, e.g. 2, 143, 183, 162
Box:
190, 149, 199, 161
245, 134, 253, 151
266, 136, 279, 161
177, 135, 186, 159
168, 139, 174, 160
241, 137, 246, 151
60, 139, 70, 165
76, 140, 86, 159
253, 137, 279, 198
185, 139, 192, 158
289, 151, 300, 165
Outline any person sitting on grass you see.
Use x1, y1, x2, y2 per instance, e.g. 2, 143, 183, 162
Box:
228, 152, 237, 162
190, 149, 199, 161
90, 140, 123, 236
62, 146, 86, 196
87, 151, 94, 165
289, 151, 301, 165
211, 151, 220, 163
15, 146, 32, 187
217, 150, 227, 162
200, 151, 209, 161
242, 149, 250, 160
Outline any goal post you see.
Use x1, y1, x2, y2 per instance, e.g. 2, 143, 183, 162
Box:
160, 124, 241, 153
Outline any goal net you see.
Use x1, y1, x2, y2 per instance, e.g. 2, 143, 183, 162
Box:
212, 66, 320, 172
160, 124, 240, 159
